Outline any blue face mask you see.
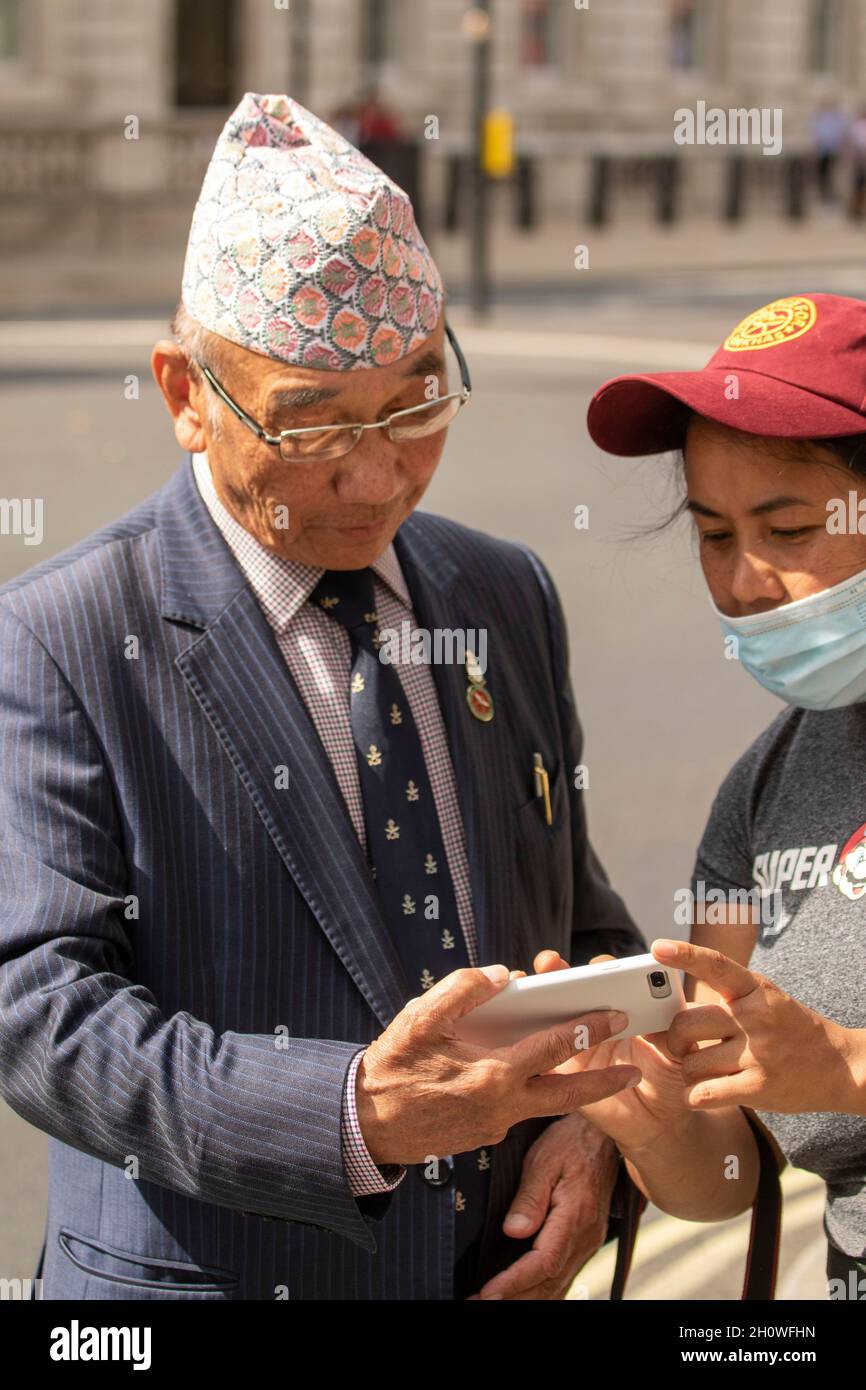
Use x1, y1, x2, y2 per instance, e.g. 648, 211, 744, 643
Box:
711, 562, 866, 710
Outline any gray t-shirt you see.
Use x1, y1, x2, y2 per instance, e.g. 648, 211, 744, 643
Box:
692, 704, 866, 1258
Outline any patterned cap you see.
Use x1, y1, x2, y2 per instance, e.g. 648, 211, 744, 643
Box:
181, 92, 445, 371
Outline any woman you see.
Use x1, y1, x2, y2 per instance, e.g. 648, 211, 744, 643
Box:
556, 294, 866, 1294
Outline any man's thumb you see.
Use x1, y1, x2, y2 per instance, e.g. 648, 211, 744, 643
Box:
480, 964, 510, 985
421, 963, 510, 1024
502, 1169, 552, 1238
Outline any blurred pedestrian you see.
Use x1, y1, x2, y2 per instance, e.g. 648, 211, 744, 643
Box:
846, 106, 866, 219
812, 99, 848, 202
357, 88, 403, 145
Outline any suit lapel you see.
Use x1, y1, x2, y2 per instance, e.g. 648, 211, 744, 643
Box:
394, 519, 516, 972
156, 458, 515, 1023
156, 458, 410, 1029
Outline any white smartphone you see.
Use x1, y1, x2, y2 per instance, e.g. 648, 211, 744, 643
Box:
455, 952, 685, 1048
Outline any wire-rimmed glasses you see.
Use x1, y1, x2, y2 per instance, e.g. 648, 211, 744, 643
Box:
194, 319, 472, 463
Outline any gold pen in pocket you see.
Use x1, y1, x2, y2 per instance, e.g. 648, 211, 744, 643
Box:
532, 752, 552, 826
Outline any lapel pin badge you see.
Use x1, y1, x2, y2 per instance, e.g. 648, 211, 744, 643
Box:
465, 649, 494, 722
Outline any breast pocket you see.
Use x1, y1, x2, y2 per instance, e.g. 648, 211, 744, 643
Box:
512, 758, 571, 966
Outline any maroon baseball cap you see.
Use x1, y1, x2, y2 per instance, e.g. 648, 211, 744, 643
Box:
587, 293, 866, 457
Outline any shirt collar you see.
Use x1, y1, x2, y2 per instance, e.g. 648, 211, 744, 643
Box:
191, 451, 412, 632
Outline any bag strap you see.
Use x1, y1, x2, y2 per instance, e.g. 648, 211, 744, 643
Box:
609, 1164, 647, 1300
739, 1108, 783, 1300
609, 1109, 782, 1301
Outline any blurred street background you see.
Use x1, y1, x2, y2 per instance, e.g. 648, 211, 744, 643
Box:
2, 0, 864, 1298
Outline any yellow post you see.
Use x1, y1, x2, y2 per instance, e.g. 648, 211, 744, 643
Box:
483, 109, 515, 179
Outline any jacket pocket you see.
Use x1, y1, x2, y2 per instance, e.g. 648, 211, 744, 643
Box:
514, 756, 567, 834
57, 1228, 239, 1293
512, 758, 571, 966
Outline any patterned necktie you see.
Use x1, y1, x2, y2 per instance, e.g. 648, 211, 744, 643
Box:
309, 566, 491, 1269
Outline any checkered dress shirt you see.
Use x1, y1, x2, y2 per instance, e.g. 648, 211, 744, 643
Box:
192, 452, 478, 1196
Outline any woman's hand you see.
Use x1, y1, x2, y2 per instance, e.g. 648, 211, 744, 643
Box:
519, 951, 697, 1152
653, 938, 866, 1115
519, 950, 763, 1223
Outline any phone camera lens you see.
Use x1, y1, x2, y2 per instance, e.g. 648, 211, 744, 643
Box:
649, 971, 666, 988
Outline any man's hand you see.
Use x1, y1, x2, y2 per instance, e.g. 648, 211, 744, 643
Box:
463, 949, 621, 1299
470, 1111, 619, 1300
355, 964, 640, 1166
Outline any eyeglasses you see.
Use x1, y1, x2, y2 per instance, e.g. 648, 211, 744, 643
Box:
194, 320, 472, 463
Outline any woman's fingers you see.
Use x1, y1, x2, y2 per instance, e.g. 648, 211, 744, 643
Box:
533, 949, 570, 973
679, 1038, 748, 1083
652, 938, 756, 1003
666, 1003, 738, 1057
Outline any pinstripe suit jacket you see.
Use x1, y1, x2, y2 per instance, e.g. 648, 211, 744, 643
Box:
0, 454, 644, 1300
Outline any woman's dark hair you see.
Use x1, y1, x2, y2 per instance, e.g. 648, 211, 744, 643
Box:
639, 410, 866, 535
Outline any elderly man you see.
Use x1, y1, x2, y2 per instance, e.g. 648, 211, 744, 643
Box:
0, 94, 644, 1301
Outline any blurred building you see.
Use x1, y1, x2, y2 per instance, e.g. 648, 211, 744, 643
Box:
1, 0, 865, 240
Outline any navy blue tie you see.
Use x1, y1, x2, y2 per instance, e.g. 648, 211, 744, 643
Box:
310, 567, 491, 1269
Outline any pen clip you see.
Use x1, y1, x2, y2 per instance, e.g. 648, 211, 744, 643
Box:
532, 752, 553, 826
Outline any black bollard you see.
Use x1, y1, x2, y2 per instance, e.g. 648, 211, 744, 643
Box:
514, 153, 535, 230
724, 154, 746, 221
785, 155, 805, 220
444, 153, 462, 232
588, 153, 610, 226
656, 155, 678, 223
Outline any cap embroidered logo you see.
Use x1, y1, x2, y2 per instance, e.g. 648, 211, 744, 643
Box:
723, 296, 818, 352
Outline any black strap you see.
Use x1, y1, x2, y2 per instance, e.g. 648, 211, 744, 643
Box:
609, 1164, 647, 1300
609, 1108, 782, 1301
739, 1108, 783, 1300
